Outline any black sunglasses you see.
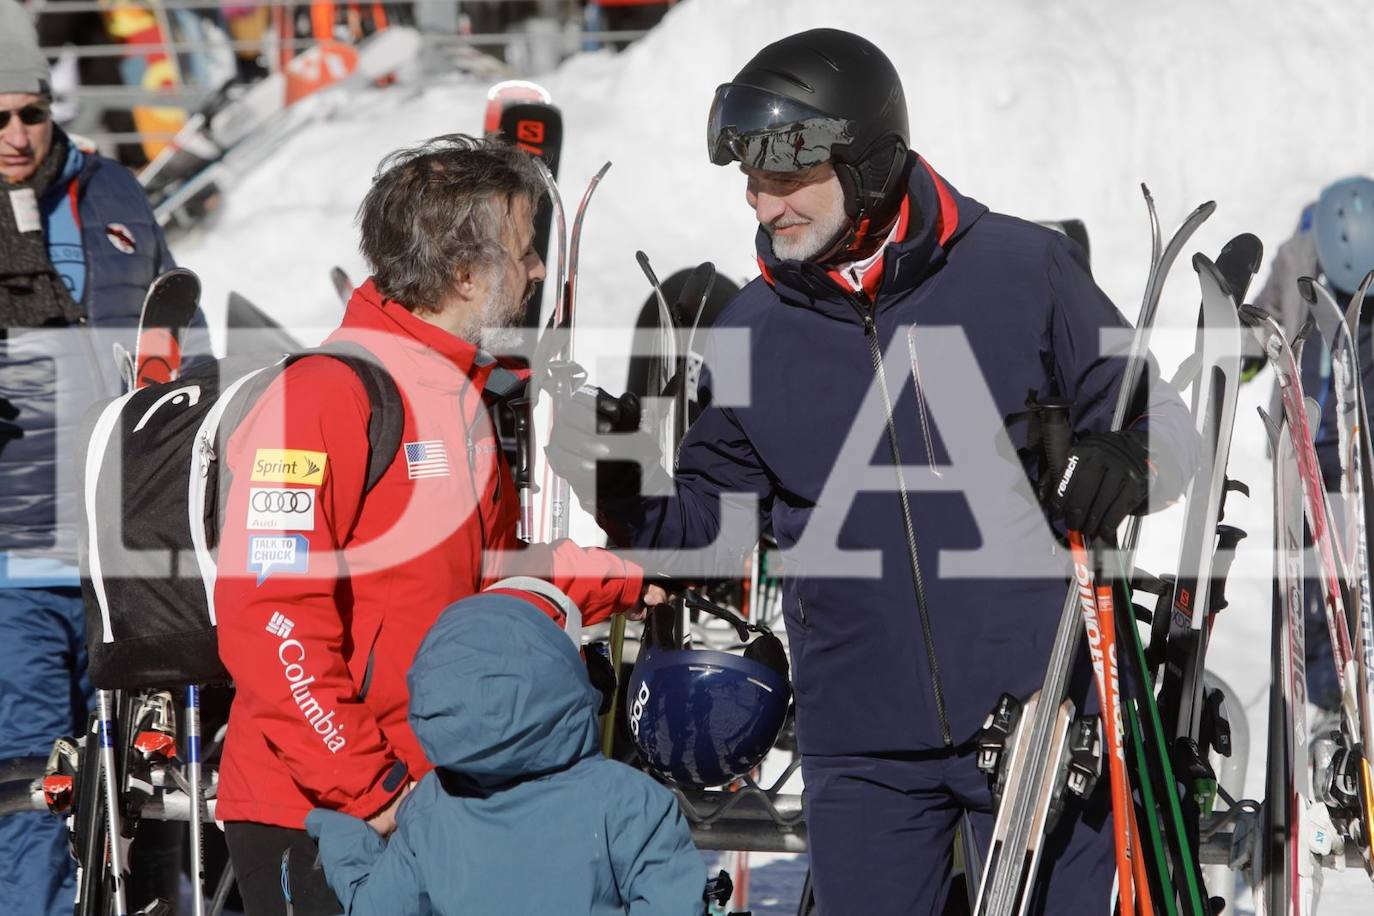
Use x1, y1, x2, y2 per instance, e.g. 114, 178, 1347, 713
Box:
0, 104, 52, 130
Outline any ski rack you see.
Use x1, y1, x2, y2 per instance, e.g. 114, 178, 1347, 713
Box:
11, 772, 1371, 869
3, 695, 1366, 873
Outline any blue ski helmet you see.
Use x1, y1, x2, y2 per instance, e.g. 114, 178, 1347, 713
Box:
626, 599, 791, 788
1315, 176, 1374, 295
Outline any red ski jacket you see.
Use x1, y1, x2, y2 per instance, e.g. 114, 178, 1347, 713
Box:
214, 280, 643, 829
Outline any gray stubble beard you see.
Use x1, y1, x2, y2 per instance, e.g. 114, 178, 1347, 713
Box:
475, 274, 536, 354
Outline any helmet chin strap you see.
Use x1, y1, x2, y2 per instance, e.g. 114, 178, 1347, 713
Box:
811, 215, 860, 267
815, 145, 913, 267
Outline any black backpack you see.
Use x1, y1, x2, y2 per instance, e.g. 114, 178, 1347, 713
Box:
78, 345, 403, 690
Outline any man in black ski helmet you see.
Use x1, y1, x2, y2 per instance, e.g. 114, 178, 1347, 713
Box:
706, 27, 912, 263
549, 28, 1198, 915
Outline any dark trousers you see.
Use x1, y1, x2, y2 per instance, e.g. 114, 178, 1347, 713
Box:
801, 746, 1116, 915
224, 822, 341, 916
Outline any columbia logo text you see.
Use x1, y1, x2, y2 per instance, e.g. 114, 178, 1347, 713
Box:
275, 635, 346, 754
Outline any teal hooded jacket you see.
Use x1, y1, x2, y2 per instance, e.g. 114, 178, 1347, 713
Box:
305, 593, 705, 914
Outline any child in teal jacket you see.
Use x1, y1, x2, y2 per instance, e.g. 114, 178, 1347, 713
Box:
305, 588, 706, 914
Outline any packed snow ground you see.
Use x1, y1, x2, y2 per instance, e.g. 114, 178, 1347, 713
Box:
172, 0, 1374, 910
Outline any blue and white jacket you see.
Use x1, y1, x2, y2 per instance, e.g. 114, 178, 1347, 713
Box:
0, 137, 206, 580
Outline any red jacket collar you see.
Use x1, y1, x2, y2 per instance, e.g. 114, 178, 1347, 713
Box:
919, 157, 960, 247
339, 278, 490, 383
825, 195, 914, 301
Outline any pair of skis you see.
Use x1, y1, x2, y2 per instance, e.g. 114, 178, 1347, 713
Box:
491, 83, 633, 752
1068, 242, 1255, 916
1123, 236, 1262, 916
1256, 270, 1374, 913
975, 189, 1221, 915
1299, 276, 1374, 854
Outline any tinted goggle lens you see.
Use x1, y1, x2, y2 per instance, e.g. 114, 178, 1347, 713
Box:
0, 104, 51, 129
707, 84, 853, 172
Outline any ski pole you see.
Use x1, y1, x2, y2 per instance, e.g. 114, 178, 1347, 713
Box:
1041, 400, 1148, 916
96, 689, 130, 916
187, 685, 206, 916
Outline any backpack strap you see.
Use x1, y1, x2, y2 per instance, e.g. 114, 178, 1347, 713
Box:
284, 342, 404, 494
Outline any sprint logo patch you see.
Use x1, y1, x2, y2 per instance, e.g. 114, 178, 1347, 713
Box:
252, 449, 327, 486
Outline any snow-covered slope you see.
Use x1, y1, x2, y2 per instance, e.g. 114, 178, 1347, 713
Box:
173, 1, 1374, 910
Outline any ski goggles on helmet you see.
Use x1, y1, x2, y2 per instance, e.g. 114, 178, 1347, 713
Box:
0, 103, 51, 130
707, 83, 854, 173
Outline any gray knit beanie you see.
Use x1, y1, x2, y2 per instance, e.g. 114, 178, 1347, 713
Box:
0, 0, 52, 97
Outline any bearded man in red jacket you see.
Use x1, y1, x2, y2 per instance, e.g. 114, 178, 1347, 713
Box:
213, 135, 654, 914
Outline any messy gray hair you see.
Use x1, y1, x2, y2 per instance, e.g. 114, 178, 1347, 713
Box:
357, 134, 546, 312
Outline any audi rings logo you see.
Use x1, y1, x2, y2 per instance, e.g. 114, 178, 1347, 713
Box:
246, 487, 317, 532
252, 490, 314, 513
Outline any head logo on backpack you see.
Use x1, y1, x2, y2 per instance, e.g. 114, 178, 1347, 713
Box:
79, 344, 403, 690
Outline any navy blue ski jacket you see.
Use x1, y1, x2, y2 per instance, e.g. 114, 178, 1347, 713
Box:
603, 157, 1198, 755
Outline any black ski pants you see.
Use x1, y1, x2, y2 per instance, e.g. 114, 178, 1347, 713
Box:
801, 744, 1116, 915
224, 822, 342, 915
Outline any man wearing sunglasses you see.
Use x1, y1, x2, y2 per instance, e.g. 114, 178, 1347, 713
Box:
549, 28, 1198, 916
0, 2, 202, 912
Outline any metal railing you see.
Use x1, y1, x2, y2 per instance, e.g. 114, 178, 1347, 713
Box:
32, 0, 654, 153
34, 0, 573, 12
40, 29, 653, 60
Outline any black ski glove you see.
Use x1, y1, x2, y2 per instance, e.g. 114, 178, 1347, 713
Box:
1050, 429, 1153, 540
545, 382, 665, 505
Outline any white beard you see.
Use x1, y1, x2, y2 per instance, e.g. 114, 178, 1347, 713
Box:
766, 181, 850, 262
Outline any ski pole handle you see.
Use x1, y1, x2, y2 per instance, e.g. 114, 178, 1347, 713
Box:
512, 399, 534, 542
1038, 397, 1074, 481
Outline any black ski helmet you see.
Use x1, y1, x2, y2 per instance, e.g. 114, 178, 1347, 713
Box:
707, 29, 911, 230
1315, 176, 1374, 296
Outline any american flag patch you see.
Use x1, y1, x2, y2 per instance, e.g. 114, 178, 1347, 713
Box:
404, 440, 450, 479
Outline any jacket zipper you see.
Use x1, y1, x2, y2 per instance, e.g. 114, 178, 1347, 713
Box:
848, 294, 953, 747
